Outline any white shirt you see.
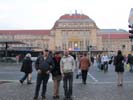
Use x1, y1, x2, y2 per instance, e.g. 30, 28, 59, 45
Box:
60, 55, 75, 73
101, 55, 109, 63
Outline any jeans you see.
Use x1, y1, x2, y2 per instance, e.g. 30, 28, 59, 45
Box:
20, 73, 29, 82
103, 61, 108, 72
130, 64, 133, 72
81, 70, 88, 83
97, 62, 101, 70
34, 73, 49, 98
63, 72, 73, 98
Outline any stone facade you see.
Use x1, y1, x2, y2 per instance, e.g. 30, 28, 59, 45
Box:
0, 13, 131, 54
52, 14, 99, 51
99, 29, 131, 54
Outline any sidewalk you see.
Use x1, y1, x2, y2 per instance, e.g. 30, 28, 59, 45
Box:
0, 81, 133, 100
0, 62, 133, 100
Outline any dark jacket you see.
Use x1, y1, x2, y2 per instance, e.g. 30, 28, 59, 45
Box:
114, 55, 124, 72
20, 57, 32, 73
51, 56, 61, 76
35, 55, 55, 73
127, 55, 133, 64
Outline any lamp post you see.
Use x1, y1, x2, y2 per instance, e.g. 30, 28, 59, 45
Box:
87, 45, 92, 56
122, 44, 125, 54
108, 32, 111, 55
128, 8, 133, 52
129, 24, 133, 52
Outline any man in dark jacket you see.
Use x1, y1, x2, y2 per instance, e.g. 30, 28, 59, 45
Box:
33, 49, 55, 100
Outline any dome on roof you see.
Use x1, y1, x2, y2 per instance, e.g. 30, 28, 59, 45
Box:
59, 14, 90, 20
52, 13, 98, 29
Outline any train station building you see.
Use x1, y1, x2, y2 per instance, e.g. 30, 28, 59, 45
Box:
0, 13, 130, 54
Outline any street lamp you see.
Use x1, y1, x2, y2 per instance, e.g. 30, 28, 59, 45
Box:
122, 44, 126, 53
87, 45, 92, 51
87, 45, 92, 55
128, 24, 133, 51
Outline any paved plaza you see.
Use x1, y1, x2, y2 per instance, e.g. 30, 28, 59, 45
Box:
0, 62, 133, 100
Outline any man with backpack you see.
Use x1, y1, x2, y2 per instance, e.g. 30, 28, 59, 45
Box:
33, 49, 54, 100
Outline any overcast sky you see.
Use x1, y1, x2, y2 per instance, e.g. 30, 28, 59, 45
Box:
0, 0, 132, 30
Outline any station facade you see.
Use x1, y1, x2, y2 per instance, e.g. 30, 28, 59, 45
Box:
0, 13, 131, 54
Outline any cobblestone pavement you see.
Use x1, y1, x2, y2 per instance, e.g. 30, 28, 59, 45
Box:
0, 81, 133, 100
0, 62, 133, 100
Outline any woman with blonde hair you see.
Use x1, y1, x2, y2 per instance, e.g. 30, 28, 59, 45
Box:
20, 53, 33, 84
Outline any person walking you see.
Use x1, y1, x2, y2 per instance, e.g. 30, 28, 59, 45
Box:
51, 51, 62, 99
90, 56, 94, 66
101, 54, 109, 72
20, 53, 32, 84
79, 53, 91, 84
127, 54, 133, 72
114, 50, 124, 86
96, 54, 102, 71
33, 49, 55, 100
60, 50, 75, 100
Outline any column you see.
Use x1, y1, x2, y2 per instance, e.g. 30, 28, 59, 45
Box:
83, 38, 86, 51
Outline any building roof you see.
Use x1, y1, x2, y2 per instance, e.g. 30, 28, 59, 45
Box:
53, 13, 96, 29
98, 29, 130, 39
59, 14, 90, 20
58, 14, 94, 23
101, 34, 130, 39
0, 40, 25, 44
99, 29, 127, 33
0, 30, 50, 35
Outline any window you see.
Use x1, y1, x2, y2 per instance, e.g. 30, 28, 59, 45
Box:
68, 41, 72, 48
62, 43, 66, 49
80, 41, 83, 50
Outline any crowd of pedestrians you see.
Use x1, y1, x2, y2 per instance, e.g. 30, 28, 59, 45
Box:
19, 49, 133, 100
